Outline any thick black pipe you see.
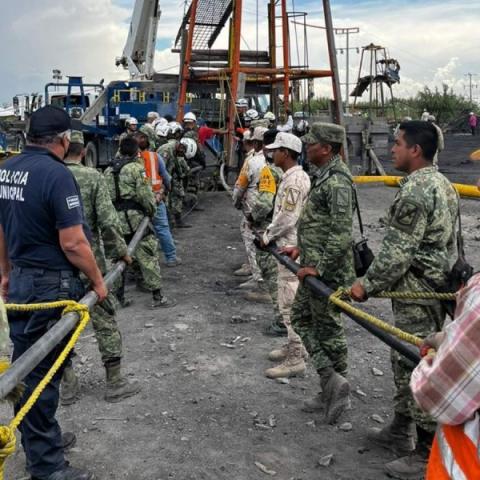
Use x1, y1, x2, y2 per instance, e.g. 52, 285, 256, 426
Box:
265, 245, 421, 365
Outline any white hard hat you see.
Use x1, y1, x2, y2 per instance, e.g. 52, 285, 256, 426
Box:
156, 117, 168, 127
470, 112, 475, 115
265, 132, 302, 154
243, 130, 253, 141
184, 111, 197, 122
246, 109, 259, 121
179, 137, 198, 159
235, 98, 248, 107
126, 117, 138, 126
296, 119, 308, 132
167, 121, 183, 135
156, 124, 170, 137
252, 126, 268, 141
264, 111, 276, 121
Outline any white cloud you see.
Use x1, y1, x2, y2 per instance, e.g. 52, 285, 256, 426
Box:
0, 0, 479, 104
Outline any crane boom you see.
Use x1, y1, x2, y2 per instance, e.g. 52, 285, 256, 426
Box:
116, 0, 161, 79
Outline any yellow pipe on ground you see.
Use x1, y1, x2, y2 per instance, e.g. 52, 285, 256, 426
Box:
354, 176, 480, 199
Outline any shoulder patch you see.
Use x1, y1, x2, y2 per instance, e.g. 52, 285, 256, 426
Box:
283, 187, 301, 211
332, 186, 351, 215
258, 167, 277, 194
391, 199, 423, 234
66, 195, 80, 210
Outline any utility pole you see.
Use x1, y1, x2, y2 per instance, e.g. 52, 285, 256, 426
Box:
334, 27, 359, 114
465, 73, 478, 104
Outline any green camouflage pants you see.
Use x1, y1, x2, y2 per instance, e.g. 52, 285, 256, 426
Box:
134, 234, 162, 291
167, 179, 185, 217
91, 293, 122, 363
390, 280, 445, 433
291, 284, 348, 376
256, 249, 282, 324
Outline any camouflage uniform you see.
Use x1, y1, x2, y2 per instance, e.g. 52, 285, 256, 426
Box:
250, 163, 283, 323
104, 155, 163, 291
232, 150, 266, 282
263, 164, 311, 343
291, 154, 355, 377
65, 160, 127, 362
362, 166, 458, 432
158, 139, 190, 218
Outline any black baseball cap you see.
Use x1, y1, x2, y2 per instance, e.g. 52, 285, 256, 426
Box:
28, 105, 71, 136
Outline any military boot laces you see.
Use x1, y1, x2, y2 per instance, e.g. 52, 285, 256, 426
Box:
367, 413, 416, 457
60, 364, 80, 406
322, 370, 351, 424
152, 290, 176, 308
264, 343, 306, 379
104, 363, 141, 403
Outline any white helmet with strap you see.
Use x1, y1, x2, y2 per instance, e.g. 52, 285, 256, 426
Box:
126, 117, 138, 126
246, 109, 259, 121
179, 137, 198, 159
183, 111, 197, 122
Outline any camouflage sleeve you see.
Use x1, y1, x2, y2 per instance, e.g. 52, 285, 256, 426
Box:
363, 193, 428, 295
316, 178, 354, 281
250, 166, 276, 224
264, 185, 303, 244
133, 165, 157, 217
94, 175, 128, 259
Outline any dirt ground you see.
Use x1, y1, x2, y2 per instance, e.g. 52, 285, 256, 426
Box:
4, 133, 480, 480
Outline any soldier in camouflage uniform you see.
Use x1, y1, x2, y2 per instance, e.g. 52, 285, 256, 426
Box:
284, 123, 355, 425
118, 117, 138, 143
261, 132, 311, 379
104, 136, 174, 308
246, 129, 284, 327
62, 131, 141, 404
350, 120, 458, 479
158, 124, 192, 228
139, 112, 160, 151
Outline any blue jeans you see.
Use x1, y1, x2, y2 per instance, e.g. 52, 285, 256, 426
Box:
8, 267, 84, 478
153, 202, 177, 262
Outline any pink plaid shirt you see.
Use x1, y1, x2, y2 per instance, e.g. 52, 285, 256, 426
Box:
411, 274, 480, 426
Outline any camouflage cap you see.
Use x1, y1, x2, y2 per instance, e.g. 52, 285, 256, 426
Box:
302, 122, 345, 145
70, 130, 85, 145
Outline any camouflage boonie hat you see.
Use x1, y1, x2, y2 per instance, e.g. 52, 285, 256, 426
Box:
70, 130, 85, 145
302, 122, 345, 145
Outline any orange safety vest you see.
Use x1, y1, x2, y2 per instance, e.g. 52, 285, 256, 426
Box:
427, 415, 480, 479
140, 151, 163, 193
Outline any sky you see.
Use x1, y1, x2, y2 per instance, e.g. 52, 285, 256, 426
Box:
1, 0, 479, 105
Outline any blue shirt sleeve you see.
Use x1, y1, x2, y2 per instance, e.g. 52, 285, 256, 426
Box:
48, 166, 84, 230
157, 155, 171, 190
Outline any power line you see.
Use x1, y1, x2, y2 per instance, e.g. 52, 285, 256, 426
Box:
465, 73, 478, 104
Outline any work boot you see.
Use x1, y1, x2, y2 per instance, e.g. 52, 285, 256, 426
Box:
264, 321, 288, 337
238, 277, 260, 290
367, 413, 416, 457
104, 362, 141, 403
60, 364, 80, 406
234, 264, 252, 277
244, 291, 271, 303
62, 432, 77, 451
174, 214, 192, 228
322, 369, 351, 424
32, 464, 95, 480
384, 449, 428, 479
264, 343, 306, 379
152, 289, 176, 308
166, 257, 182, 268
268, 343, 308, 361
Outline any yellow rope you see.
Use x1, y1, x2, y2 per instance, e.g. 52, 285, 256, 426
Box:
0, 301, 90, 478
374, 291, 456, 301
329, 289, 424, 347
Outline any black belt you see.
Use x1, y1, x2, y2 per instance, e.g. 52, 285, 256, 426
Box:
12, 266, 77, 279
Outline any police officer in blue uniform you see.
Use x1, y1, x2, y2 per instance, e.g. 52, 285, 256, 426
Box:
0, 106, 107, 480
